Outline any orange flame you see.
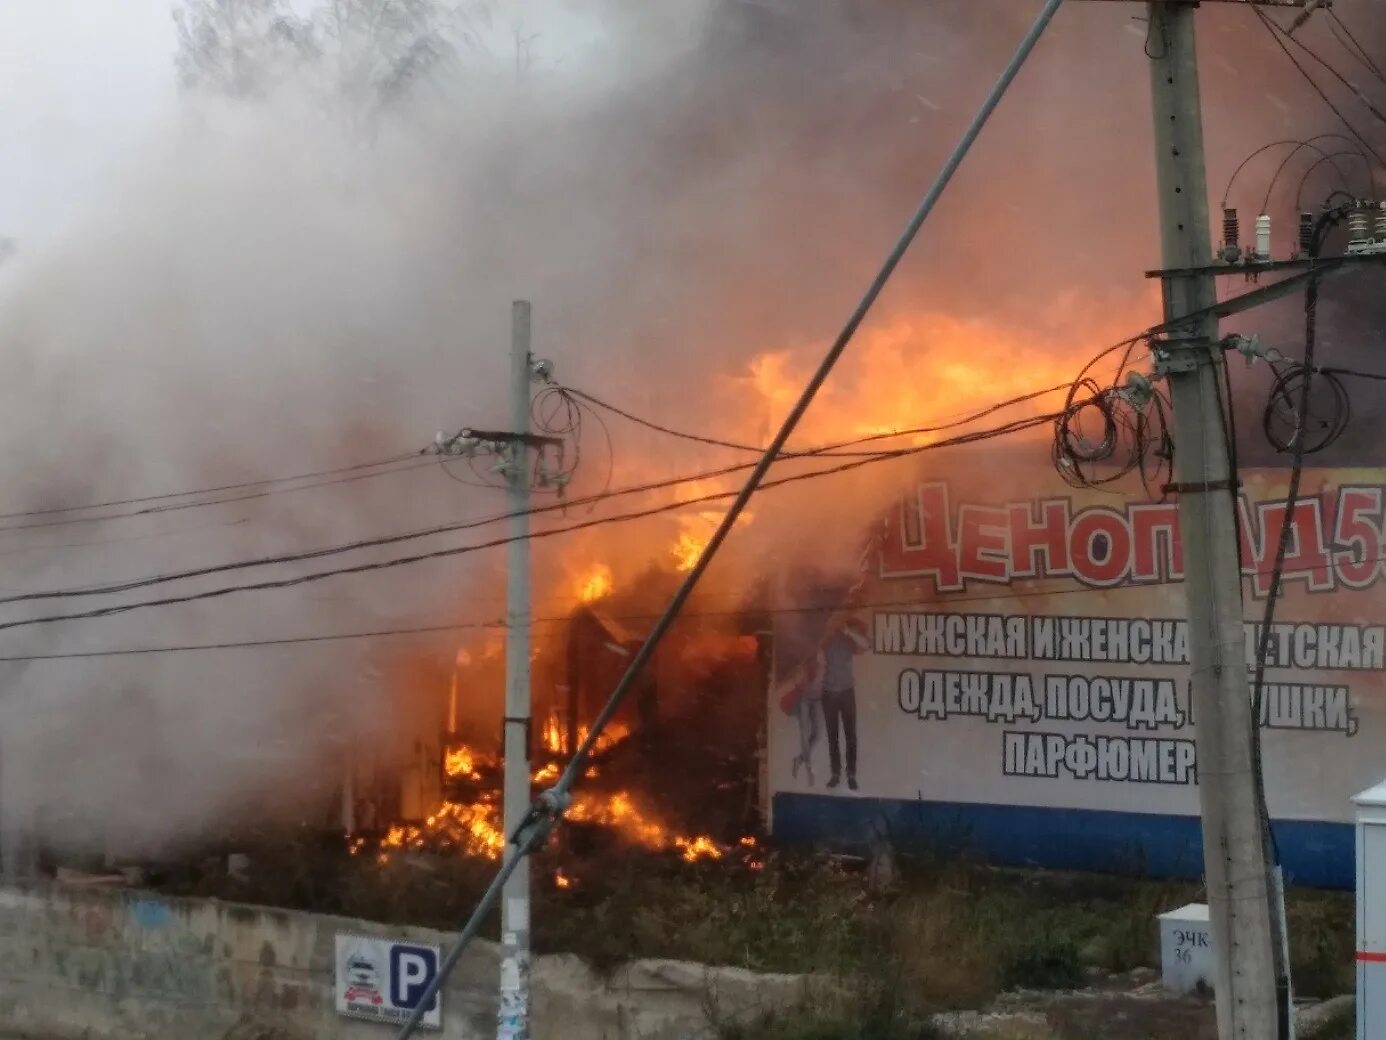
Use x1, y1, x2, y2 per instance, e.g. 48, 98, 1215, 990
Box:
532, 761, 560, 784
554, 869, 573, 889
674, 835, 724, 863
577, 563, 613, 604
542, 714, 564, 754
444, 745, 482, 781
671, 530, 707, 572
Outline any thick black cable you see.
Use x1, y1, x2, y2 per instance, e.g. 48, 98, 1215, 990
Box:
0, 378, 1079, 608
1251, 206, 1344, 1040
0, 411, 1062, 635
1, 541, 1378, 662
5, 523, 1386, 663
0, 277, 1308, 606
564, 381, 1071, 458
392, 4, 1069, 1031
1323, 364, 1386, 382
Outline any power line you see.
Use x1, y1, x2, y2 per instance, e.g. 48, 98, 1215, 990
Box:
562, 381, 1071, 457
0, 452, 420, 522
0, 412, 1060, 635
0, 381, 1075, 609
7, 306, 1370, 611
0, 517, 252, 559
0, 456, 437, 535
1326, 8, 1386, 85
0, 546, 1368, 663
1271, 16, 1386, 134
1252, 5, 1386, 171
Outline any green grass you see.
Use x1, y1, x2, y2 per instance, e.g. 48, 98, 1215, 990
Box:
160, 835, 1356, 1025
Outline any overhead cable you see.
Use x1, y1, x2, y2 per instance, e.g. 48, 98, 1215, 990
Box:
0, 411, 1062, 634
391, 0, 1070, 1032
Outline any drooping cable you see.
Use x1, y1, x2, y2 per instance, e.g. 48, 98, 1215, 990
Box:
1250, 203, 1346, 1040
1260, 139, 1362, 214
564, 381, 1072, 458
391, 2, 1070, 1031
0, 389, 1070, 609
1293, 150, 1372, 210
0, 410, 1063, 634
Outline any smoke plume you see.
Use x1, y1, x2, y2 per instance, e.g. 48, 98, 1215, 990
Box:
0, 0, 1366, 859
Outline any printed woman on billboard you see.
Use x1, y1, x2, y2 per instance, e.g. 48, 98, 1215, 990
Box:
778, 652, 823, 786
777, 610, 869, 790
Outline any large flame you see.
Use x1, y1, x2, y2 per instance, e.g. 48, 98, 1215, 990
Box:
671, 529, 707, 572
576, 563, 614, 603
443, 745, 481, 781
359, 733, 741, 867
372, 307, 1133, 875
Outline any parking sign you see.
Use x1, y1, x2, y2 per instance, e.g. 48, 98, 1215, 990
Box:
335, 934, 442, 1029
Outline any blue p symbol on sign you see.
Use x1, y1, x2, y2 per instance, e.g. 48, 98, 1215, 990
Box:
390, 944, 439, 1012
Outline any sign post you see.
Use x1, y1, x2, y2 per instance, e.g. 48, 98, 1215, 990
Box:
335, 934, 442, 1030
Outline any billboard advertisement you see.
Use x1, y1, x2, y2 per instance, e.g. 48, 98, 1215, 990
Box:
768, 454, 1386, 887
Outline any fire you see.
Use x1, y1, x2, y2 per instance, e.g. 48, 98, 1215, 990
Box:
578, 720, 631, 754
554, 868, 573, 889
378, 794, 507, 860
736, 311, 1116, 451
577, 563, 613, 603
566, 787, 725, 861
671, 530, 707, 572
538, 713, 632, 757
532, 761, 560, 784
542, 714, 564, 754
674, 835, 724, 863
444, 744, 482, 781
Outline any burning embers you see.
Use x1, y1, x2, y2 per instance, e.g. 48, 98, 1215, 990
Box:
355, 724, 754, 872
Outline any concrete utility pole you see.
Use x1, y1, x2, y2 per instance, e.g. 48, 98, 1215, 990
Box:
498, 299, 534, 1040
1146, 5, 1279, 1038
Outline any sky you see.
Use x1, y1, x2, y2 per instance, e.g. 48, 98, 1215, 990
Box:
0, 0, 176, 245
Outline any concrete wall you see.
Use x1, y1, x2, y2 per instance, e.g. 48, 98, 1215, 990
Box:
0, 883, 806, 1040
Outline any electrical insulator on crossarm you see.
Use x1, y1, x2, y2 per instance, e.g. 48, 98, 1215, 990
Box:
1348, 206, 1372, 253
1344, 201, 1386, 255
1255, 214, 1272, 260
1219, 207, 1241, 263
1296, 212, 1314, 259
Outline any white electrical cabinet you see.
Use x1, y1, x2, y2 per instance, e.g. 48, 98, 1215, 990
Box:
1355, 780, 1386, 1040
1158, 903, 1214, 994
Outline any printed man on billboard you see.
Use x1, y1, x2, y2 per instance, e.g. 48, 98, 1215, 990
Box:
820, 610, 869, 790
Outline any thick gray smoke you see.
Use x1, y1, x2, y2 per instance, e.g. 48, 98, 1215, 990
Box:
0, 0, 1360, 861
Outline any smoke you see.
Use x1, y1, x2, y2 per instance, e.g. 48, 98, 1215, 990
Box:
0, 0, 1362, 860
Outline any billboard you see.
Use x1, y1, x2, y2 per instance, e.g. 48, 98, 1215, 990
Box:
768, 456, 1386, 887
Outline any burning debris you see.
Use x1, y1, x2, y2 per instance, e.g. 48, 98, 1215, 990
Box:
355, 723, 756, 873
